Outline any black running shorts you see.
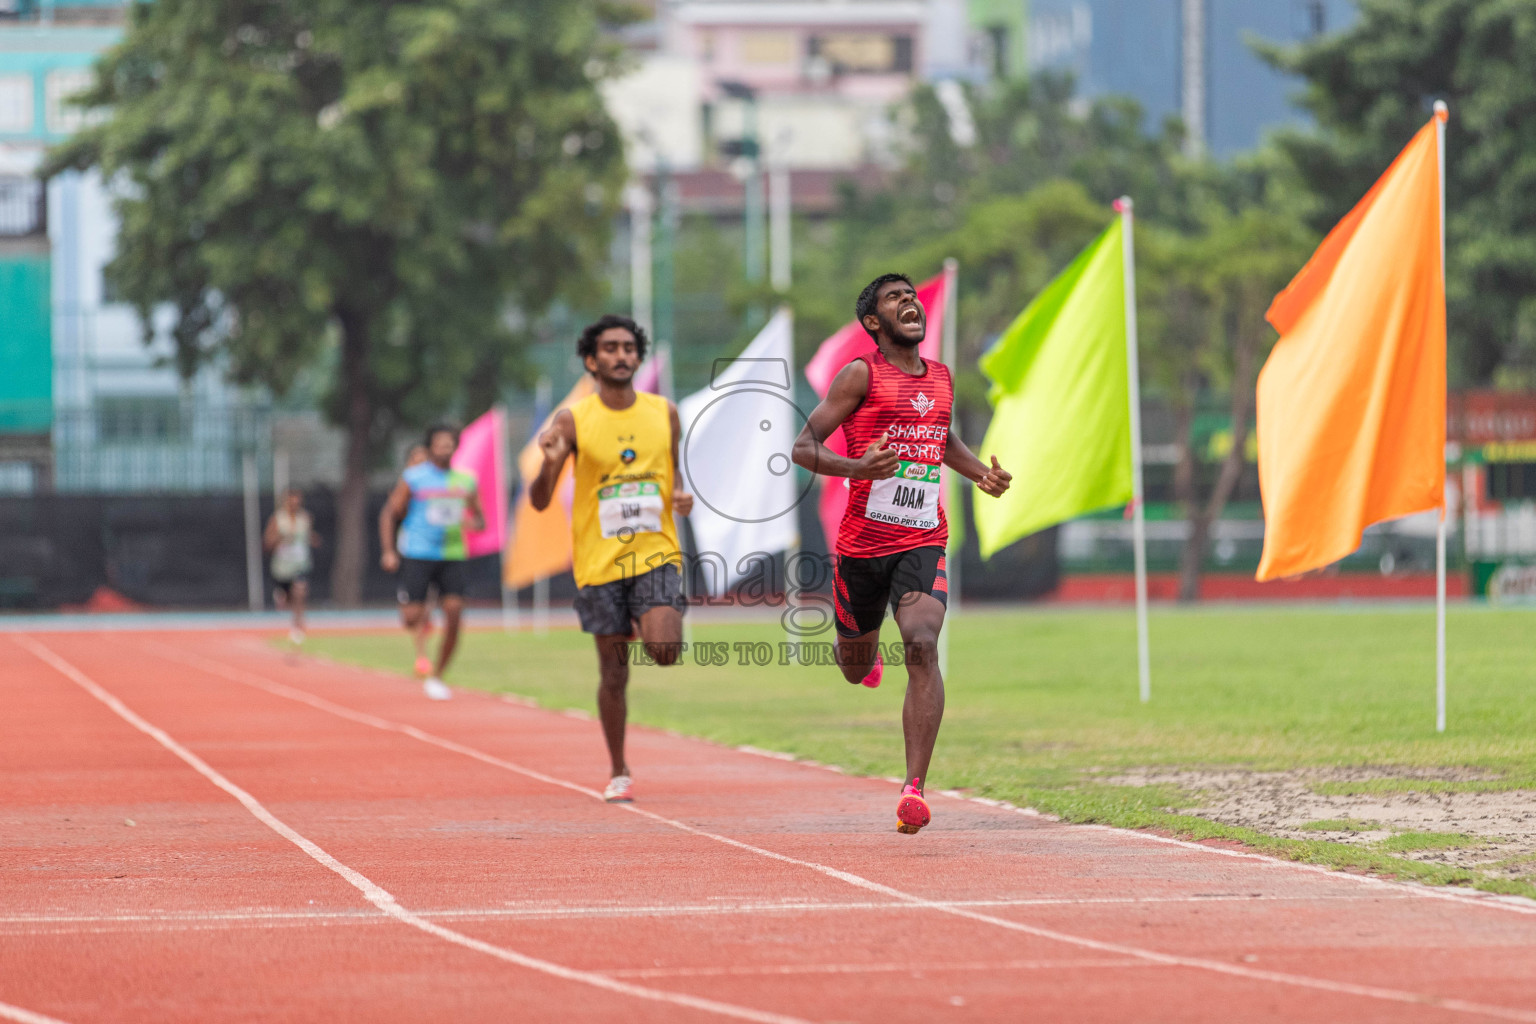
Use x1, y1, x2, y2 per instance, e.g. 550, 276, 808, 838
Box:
574, 563, 686, 636
832, 545, 948, 639
397, 557, 468, 605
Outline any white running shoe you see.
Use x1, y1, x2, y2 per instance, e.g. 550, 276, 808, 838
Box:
423, 678, 453, 701
603, 775, 634, 803
289, 627, 305, 646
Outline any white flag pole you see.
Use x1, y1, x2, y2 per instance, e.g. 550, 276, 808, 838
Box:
781, 304, 800, 649
495, 405, 518, 633
1435, 100, 1449, 733
938, 258, 960, 679
1116, 197, 1152, 704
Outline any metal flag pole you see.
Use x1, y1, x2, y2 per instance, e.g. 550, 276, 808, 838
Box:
533, 378, 552, 636
939, 257, 960, 679
242, 452, 263, 613
496, 404, 518, 633
1435, 100, 1449, 733
779, 305, 800, 651
1115, 197, 1152, 704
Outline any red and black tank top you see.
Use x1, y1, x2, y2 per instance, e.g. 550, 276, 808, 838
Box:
837, 350, 952, 558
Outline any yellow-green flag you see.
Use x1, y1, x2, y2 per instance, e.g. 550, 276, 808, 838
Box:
976, 220, 1131, 558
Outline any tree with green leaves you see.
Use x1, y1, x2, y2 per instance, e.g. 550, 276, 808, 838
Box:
1264, 0, 1536, 384
797, 74, 1317, 597
47, 0, 629, 603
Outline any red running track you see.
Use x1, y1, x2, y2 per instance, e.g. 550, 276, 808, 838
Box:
4, 629, 1536, 1023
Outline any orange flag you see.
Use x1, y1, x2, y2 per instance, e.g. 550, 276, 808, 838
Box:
502, 376, 595, 590
1255, 110, 1446, 581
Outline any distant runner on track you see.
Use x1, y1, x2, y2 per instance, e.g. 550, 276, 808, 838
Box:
379, 424, 485, 701
792, 273, 1011, 835
528, 314, 693, 804
264, 487, 319, 646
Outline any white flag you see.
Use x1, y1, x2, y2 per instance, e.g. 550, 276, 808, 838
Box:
678, 309, 804, 595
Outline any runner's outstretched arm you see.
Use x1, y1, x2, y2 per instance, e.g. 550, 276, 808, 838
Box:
943, 435, 1012, 498
378, 478, 412, 572
791, 361, 899, 480
528, 408, 576, 512
463, 488, 486, 533
667, 402, 693, 517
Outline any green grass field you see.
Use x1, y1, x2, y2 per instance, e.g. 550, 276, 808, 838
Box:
305, 604, 1536, 896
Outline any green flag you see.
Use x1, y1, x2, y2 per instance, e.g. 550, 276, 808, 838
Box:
975, 219, 1132, 559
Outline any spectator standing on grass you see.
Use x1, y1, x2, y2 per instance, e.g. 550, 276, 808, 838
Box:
265, 488, 320, 646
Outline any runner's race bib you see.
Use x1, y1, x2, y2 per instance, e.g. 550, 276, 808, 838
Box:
598, 481, 664, 539
271, 540, 310, 579
424, 495, 466, 527
865, 460, 941, 529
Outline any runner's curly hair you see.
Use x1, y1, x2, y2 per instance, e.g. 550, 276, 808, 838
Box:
578, 314, 649, 366
855, 273, 915, 339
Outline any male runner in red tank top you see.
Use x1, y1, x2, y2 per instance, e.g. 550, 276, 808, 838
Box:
792, 273, 1012, 835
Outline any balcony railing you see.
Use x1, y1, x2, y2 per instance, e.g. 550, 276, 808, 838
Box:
0, 178, 45, 238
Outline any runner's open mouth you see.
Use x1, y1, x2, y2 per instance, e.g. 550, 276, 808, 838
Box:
899, 307, 920, 324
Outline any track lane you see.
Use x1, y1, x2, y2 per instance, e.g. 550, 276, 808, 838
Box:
131, 631, 1536, 1022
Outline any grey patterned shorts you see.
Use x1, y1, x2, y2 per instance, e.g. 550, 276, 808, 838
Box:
573, 563, 686, 636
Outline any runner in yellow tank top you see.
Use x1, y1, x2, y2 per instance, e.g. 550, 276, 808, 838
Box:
529, 314, 693, 803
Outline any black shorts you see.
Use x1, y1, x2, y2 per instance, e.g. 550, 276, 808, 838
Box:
397, 558, 468, 605
833, 545, 948, 638
574, 563, 686, 636
272, 575, 307, 599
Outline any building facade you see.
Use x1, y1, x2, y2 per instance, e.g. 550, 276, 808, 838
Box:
0, 3, 263, 494
1027, 0, 1357, 156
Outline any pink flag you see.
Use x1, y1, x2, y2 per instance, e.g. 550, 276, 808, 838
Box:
451, 407, 508, 558
804, 273, 949, 552
633, 348, 667, 395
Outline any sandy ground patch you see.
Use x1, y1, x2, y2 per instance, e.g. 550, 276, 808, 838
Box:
1107, 767, 1536, 878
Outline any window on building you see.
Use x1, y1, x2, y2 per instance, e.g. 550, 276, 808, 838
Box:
0, 74, 33, 133
807, 33, 911, 75
1294, 1, 1327, 38
1488, 462, 1536, 502
0, 177, 42, 236
45, 68, 94, 135
741, 31, 795, 66
96, 396, 185, 443
987, 25, 1010, 80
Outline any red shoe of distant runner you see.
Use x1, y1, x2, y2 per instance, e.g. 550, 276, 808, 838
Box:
413, 656, 432, 678
859, 652, 883, 689
896, 778, 930, 835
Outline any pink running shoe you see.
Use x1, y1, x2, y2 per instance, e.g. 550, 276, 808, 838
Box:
858, 652, 883, 689
895, 778, 931, 835
413, 656, 433, 678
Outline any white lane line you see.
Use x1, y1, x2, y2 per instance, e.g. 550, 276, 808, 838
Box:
14, 636, 808, 1024
0, 892, 1407, 933
606, 957, 1155, 980
154, 641, 1536, 1024
234, 633, 1536, 920
0, 1001, 73, 1024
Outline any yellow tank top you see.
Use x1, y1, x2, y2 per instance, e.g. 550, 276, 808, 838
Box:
569, 391, 681, 588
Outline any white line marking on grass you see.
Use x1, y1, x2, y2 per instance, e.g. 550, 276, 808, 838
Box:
0, 1001, 73, 1024
605, 957, 1156, 980
14, 636, 810, 1024
151, 642, 1536, 1023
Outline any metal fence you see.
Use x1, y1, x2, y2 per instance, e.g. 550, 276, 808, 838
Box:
48, 402, 274, 494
